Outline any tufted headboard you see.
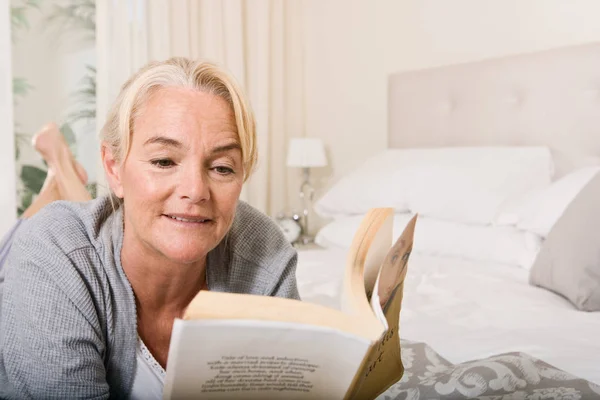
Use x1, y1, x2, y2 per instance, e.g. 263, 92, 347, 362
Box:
388, 42, 600, 177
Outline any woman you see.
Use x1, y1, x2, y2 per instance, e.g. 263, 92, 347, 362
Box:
0, 58, 299, 399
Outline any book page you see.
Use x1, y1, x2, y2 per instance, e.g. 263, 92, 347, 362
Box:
369, 277, 389, 330
163, 319, 372, 400
376, 214, 415, 311
346, 215, 417, 400
341, 208, 394, 318
363, 214, 393, 299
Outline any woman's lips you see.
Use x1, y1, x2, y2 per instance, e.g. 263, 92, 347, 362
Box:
163, 214, 213, 224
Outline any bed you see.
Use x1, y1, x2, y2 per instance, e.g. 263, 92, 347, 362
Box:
294, 43, 600, 399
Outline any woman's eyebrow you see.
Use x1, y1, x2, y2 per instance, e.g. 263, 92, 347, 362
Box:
211, 143, 241, 154
144, 136, 183, 148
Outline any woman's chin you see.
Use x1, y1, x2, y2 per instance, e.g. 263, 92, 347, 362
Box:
150, 233, 220, 265
160, 246, 210, 265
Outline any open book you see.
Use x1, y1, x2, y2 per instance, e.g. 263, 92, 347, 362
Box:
163, 209, 417, 400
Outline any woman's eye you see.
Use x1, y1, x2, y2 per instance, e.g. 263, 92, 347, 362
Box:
213, 166, 235, 175
151, 159, 175, 168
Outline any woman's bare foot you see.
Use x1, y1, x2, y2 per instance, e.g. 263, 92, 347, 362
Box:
32, 122, 67, 166
32, 122, 91, 202
32, 122, 88, 185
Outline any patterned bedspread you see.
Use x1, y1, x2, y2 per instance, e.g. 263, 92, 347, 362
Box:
378, 340, 600, 400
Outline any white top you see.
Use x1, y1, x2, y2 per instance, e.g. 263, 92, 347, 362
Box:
130, 337, 165, 400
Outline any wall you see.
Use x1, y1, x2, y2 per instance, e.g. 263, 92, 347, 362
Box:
303, 0, 600, 213
1, 0, 17, 236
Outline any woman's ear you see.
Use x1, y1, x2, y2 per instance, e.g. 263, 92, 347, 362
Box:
101, 142, 124, 198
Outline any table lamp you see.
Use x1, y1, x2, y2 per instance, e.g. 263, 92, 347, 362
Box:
286, 138, 328, 244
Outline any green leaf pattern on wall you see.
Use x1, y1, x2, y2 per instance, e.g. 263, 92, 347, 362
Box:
10, 0, 41, 35
20, 165, 47, 194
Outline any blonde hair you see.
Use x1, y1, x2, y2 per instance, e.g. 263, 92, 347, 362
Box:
101, 57, 257, 181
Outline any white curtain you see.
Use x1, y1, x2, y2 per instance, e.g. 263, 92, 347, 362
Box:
0, 1, 16, 235
96, 0, 306, 216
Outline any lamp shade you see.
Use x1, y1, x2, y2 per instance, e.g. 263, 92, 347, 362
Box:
286, 138, 328, 168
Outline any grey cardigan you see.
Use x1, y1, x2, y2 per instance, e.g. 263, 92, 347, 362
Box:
0, 197, 299, 399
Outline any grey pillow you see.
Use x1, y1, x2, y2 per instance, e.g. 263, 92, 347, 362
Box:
529, 172, 600, 311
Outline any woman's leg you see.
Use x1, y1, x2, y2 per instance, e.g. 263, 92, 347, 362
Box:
32, 122, 91, 203
21, 123, 91, 219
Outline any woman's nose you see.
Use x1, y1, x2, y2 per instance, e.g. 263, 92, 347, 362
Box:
179, 168, 210, 203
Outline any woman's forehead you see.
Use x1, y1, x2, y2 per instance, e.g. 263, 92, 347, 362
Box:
143, 87, 234, 120
133, 87, 238, 139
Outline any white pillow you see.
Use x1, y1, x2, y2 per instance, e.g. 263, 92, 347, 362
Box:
315, 214, 542, 269
314, 163, 410, 218
314, 151, 413, 218
495, 166, 600, 237
315, 147, 553, 225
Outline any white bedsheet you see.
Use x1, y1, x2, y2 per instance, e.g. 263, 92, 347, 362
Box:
296, 247, 600, 385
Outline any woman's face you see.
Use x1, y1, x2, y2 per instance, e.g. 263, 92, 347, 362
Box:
107, 87, 244, 265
